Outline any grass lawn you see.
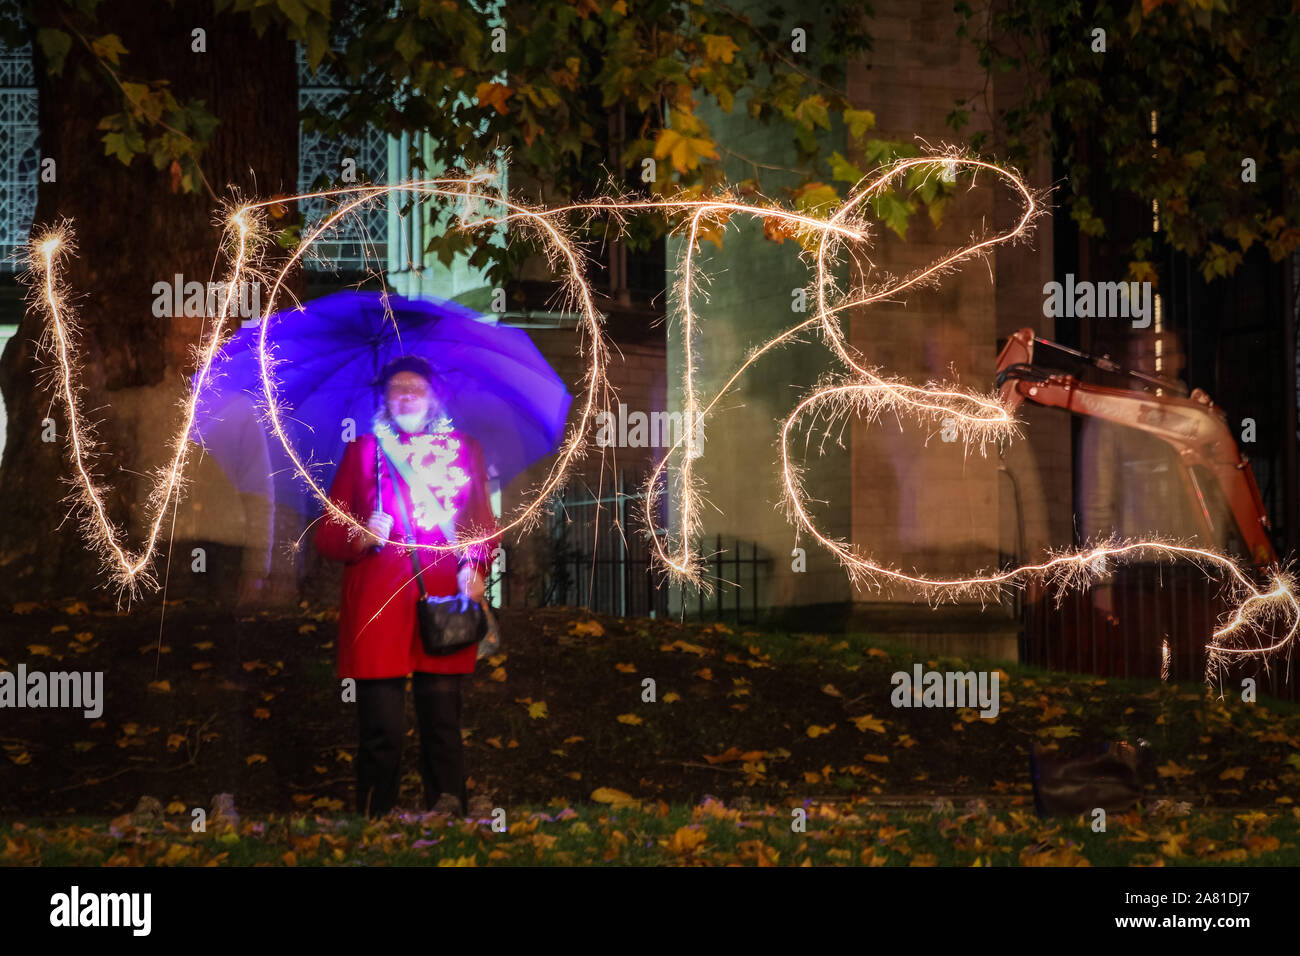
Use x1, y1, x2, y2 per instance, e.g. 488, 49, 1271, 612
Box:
1, 598, 1298, 865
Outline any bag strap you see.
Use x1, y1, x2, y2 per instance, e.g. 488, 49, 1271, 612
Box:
381, 445, 429, 599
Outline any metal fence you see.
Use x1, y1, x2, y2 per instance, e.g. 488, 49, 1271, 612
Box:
1020, 562, 1298, 701
508, 470, 771, 622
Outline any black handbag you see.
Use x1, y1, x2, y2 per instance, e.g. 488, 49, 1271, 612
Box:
1030, 739, 1151, 816
385, 452, 487, 656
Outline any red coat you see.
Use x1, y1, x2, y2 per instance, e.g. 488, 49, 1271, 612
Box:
314, 426, 500, 679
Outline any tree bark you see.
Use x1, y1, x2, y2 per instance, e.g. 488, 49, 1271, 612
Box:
0, 1, 298, 602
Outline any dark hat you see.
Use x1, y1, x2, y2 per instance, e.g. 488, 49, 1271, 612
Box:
378, 354, 436, 391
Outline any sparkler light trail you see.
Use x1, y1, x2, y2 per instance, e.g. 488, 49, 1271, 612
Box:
23, 151, 1297, 679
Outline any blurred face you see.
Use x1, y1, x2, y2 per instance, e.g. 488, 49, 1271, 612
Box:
385, 371, 432, 432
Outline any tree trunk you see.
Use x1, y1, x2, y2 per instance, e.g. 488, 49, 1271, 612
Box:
0, 1, 298, 602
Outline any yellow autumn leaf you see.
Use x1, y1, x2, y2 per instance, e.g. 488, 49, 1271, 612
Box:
166, 733, 186, 751
660, 639, 707, 655
852, 714, 887, 734
193, 641, 214, 651
1156, 761, 1194, 780
489, 666, 507, 682
246, 753, 267, 765
1036, 725, 1079, 739
863, 753, 890, 764
653, 128, 718, 175
148, 680, 171, 693
528, 701, 548, 719
700, 33, 739, 63
616, 713, 643, 726
475, 81, 513, 114
664, 825, 708, 855
165, 801, 187, 815
253, 708, 270, 720
563, 735, 584, 744
866, 647, 889, 658
1219, 766, 1247, 781
50, 624, 69, 634
806, 723, 836, 738
26, 645, 52, 656
570, 619, 605, 638
663, 692, 681, 703
615, 662, 637, 673
821, 683, 842, 698
591, 787, 639, 807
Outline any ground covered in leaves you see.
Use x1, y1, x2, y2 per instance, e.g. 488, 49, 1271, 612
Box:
2, 800, 1298, 866
1, 597, 1298, 864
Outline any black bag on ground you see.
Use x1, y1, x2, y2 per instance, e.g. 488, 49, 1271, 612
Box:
1030, 739, 1150, 816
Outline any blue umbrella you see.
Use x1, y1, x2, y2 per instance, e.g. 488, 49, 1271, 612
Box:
189, 291, 573, 514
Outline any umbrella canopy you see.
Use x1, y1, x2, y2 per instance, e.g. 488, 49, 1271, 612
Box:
190, 291, 572, 513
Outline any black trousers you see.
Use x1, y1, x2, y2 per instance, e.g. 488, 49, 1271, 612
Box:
355, 673, 467, 817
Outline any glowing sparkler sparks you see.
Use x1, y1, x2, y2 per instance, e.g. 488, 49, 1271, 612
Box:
23, 150, 1298, 680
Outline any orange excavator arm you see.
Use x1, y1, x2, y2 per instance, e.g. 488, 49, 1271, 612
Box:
995, 328, 1276, 567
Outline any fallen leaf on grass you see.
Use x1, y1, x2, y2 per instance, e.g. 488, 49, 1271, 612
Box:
1036, 725, 1078, 739
660, 639, 709, 656
489, 667, 506, 682
615, 662, 637, 673
569, 620, 604, 638
616, 713, 643, 725
26, 645, 51, 657
821, 684, 842, 697
663, 692, 681, 703
663, 826, 708, 855
703, 746, 765, 764
1219, 766, 1247, 781
148, 680, 172, 693
852, 714, 886, 734
246, 753, 267, 765
806, 724, 836, 738
591, 787, 639, 807
1157, 761, 1194, 780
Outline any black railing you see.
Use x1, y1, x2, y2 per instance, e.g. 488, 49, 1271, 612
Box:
683, 533, 772, 626
1020, 561, 1298, 701
536, 471, 770, 621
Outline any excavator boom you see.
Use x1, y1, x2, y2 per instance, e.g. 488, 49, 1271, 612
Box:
995, 328, 1276, 567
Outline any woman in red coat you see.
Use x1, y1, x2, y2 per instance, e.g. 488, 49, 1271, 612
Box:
314, 354, 500, 817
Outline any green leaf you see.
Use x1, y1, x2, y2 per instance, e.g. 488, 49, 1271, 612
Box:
91, 34, 128, 66
843, 107, 875, 140
36, 29, 72, 76
869, 190, 915, 239
102, 128, 145, 165
829, 151, 864, 184
276, 0, 310, 28
395, 23, 420, 63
